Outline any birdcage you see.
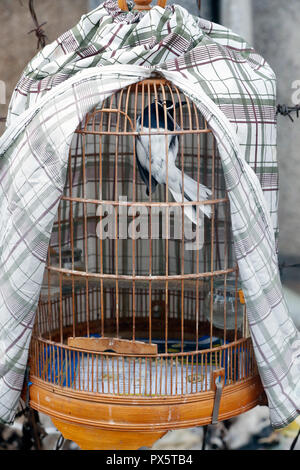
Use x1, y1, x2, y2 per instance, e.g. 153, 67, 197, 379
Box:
23, 74, 265, 450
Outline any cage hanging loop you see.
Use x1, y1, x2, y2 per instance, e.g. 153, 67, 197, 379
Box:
118, 0, 167, 11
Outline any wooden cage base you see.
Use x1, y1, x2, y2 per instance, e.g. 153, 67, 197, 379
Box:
52, 420, 166, 450
25, 374, 265, 450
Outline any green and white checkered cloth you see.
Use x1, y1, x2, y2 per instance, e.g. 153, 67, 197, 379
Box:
0, 0, 299, 427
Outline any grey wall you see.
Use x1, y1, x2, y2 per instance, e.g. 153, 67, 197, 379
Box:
0, 0, 88, 136
220, 1, 300, 261
221, 0, 253, 43
89, 0, 101, 8
251, 0, 300, 260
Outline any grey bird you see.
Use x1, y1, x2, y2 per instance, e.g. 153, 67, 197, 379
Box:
135, 99, 212, 225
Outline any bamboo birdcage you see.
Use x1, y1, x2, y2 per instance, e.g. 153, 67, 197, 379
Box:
24, 1, 265, 450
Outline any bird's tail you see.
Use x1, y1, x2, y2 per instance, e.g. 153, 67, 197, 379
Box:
169, 169, 212, 225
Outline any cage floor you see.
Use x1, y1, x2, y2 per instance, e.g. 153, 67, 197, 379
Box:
40, 336, 249, 396
75, 355, 219, 395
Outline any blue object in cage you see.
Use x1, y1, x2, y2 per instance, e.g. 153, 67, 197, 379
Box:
39, 345, 79, 388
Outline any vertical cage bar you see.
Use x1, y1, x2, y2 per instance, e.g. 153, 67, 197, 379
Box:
67, 146, 76, 339
57, 205, 63, 344
114, 119, 120, 338
160, 84, 169, 354
209, 134, 216, 359
47, 250, 52, 341
98, 110, 105, 338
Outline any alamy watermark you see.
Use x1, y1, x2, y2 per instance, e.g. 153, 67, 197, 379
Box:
291, 80, 300, 105
95, 196, 205, 251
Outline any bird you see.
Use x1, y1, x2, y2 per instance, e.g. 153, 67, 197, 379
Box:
135, 99, 212, 226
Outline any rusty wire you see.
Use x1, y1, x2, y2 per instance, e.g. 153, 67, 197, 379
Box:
277, 104, 300, 122
27, 0, 47, 50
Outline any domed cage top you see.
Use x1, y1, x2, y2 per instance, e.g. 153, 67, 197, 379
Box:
27, 78, 263, 449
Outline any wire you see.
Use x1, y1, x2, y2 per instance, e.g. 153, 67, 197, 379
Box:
277, 104, 300, 122
290, 428, 300, 450
14, 401, 29, 419
27, 0, 47, 50
202, 425, 208, 450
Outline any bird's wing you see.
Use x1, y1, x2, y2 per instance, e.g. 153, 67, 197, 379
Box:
135, 133, 159, 196
169, 134, 177, 150
169, 134, 179, 165
135, 147, 159, 195
169, 188, 201, 227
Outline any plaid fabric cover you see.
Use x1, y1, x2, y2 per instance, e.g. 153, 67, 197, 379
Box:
0, 0, 299, 427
